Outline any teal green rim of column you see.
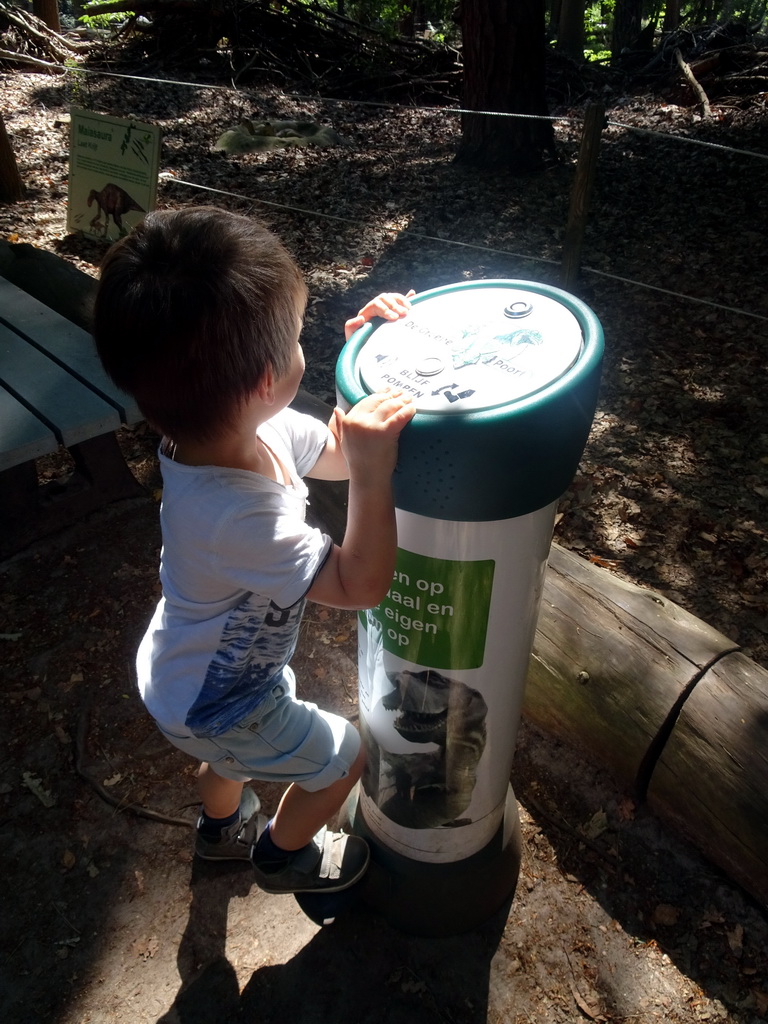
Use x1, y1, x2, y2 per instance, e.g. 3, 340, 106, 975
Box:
336, 280, 603, 412
335, 280, 604, 521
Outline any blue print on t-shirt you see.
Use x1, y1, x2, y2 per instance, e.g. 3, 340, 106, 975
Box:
186, 594, 304, 737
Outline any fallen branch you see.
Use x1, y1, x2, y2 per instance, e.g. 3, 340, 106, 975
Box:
15, 6, 90, 52
0, 0, 90, 68
675, 46, 712, 115
0, 45, 66, 70
64, 0, 462, 102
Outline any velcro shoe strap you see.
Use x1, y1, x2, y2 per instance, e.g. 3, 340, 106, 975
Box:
318, 828, 342, 882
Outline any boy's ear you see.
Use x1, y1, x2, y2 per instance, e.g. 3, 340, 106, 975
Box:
256, 367, 275, 404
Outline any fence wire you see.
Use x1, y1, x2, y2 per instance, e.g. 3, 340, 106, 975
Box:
3, 57, 767, 321
6, 57, 767, 161
161, 175, 768, 323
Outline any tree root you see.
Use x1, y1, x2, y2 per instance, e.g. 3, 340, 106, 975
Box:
75, 699, 194, 830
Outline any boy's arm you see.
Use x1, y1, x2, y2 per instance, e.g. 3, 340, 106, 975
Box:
307, 390, 414, 610
307, 291, 415, 482
304, 413, 346, 481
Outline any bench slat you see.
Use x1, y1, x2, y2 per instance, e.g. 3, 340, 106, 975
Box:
0, 384, 58, 470
0, 276, 143, 425
0, 322, 121, 448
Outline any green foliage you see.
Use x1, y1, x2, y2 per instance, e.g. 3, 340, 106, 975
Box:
313, 0, 458, 40
64, 57, 89, 105
640, 0, 768, 25
79, 1, 134, 29
580, 1, 768, 62
584, 2, 613, 60
337, 0, 406, 37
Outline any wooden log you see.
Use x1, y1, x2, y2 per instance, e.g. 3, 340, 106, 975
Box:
523, 542, 738, 790
647, 651, 768, 908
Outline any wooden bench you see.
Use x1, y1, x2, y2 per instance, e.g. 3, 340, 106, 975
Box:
0, 276, 145, 557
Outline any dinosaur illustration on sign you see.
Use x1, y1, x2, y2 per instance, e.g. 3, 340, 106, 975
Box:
86, 183, 145, 237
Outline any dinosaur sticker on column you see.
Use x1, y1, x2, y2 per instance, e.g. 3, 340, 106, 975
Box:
360, 667, 488, 831
68, 108, 161, 242
356, 542, 521, 861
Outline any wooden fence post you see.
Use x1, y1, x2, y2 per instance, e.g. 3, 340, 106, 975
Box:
561, 102, 606, 291
0, 112, 25, 204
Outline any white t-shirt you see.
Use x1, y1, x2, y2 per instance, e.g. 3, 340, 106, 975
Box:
137, 408, 333, 739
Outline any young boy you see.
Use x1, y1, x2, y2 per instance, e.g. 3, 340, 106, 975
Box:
93, 206, 415, 896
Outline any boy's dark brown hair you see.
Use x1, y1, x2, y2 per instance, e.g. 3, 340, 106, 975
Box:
93, 206, 308, 441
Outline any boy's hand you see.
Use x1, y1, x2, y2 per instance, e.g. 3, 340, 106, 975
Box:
333, 389, 415, 482
308, 390, 415, 609
344, 290, 416, 341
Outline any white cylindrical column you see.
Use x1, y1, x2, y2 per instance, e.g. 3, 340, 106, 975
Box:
336, 281, 603, 934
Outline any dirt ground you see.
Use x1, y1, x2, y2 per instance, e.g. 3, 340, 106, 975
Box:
1, 54, 767, 1024
2, 493, 768, 1024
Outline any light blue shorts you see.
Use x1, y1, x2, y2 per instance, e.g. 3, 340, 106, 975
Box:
158, 677, 360, 793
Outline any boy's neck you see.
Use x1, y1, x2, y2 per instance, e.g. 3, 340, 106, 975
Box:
169, 351, 303, 480
171, 407, 285, 481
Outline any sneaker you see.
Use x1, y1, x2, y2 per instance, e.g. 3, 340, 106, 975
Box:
251, 822, 370, 895
195, 788, 262, 861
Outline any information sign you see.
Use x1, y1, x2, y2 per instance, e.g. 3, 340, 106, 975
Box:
68, 108, 161, 242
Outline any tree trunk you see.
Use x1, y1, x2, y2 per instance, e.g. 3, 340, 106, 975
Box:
691, 1, 717, 23
547, 0, 562, 38
457, 0, 555, 173
32, 0, 61, 33
0, 112, 24, 204
557, 0, 585, 59
399, 1, 415, 37
610, 0, 642, 59
662, 0, 680, 33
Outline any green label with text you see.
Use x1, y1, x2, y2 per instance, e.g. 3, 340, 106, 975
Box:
361, 549, 494, 669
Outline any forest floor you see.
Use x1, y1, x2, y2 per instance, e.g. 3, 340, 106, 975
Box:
0, 46, 767, 1024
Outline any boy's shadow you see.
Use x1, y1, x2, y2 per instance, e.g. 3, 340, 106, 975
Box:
157, 859, 511, 1024
156, 858, 252, 1024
